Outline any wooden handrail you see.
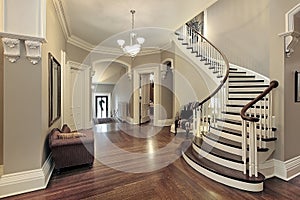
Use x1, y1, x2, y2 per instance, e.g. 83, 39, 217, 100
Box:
185, 23, 230, 109
240, 80, 279, 122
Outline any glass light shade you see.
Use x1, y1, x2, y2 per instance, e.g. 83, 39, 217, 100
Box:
124, 44, 141, 57
137, 37, 145, 44
117, 39, 125, 47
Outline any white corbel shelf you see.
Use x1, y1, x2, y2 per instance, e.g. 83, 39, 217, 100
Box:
0, 32, 47, 64
279, 31, 300, 57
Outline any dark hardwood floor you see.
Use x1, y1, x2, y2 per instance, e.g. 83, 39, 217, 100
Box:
4, 122, 300, 200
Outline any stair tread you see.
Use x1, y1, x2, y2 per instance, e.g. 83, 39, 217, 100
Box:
229, 80, 264, 83
210, 125, 277, 142
216, 118, 277, 131
184, 146, 265, 183
211, 125, 242, 136
229, 75, 255, 78
193, 137, 243, 163
229, 91, 264, 94
229, 85, 269, 88
229, 71, 247, 74
226, 104, 269, 109
203, 132, 242, 149
228, 97, 268, 100
222, 111, 268, 119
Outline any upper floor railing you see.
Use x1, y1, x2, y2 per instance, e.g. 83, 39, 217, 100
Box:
176, 23, 229, 137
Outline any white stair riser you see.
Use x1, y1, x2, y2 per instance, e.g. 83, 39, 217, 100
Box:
182, 153, 264, 192
229, 93, 267, 98
223, 114, 269, 126
229, 77, 255, 81
223, 113, 242, 121
225, 107, 270, 113
203, 135, 242, 156
192, 144, 244, 171
227, 99, 270, 106
209, 127, 242, 143
229, 82, 266, 86
258, 142, 276, 163
216, 121, 242, 131
229, 88, 266, 92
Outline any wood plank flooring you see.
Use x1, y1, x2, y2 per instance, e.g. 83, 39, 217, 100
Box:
3, 122, 300, 200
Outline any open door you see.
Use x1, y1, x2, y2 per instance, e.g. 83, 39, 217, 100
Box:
139, 73, 151, 124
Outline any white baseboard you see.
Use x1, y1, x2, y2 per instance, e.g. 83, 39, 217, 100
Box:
157, 118, 174, 127
0, 153, 54, 198
274, 155, 300, 181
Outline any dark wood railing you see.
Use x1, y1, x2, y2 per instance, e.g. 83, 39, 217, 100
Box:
185, 23, 230, 108
240, 80, 279, 122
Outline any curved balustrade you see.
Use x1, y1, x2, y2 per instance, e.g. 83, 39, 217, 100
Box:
176, 23, 229, 137
240, 80, 279, 177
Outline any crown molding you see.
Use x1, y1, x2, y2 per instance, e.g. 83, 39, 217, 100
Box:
52, 0, 71, 40
52, 0, 172, 57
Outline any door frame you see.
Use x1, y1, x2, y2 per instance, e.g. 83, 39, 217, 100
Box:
93, 92, 111, 119
133, 65, 160, 126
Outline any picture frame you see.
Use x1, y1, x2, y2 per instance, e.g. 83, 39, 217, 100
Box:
295, 71, 300, 102
48, 53, 61, 126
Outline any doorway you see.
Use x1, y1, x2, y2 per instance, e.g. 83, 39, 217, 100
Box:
95, 95, 109, 118
133, 65, 159, 126
139, 73, 153, 125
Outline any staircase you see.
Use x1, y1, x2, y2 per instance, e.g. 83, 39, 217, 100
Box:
174, 24, 278, 192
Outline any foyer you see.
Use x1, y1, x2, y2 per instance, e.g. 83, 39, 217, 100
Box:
1, 0, 300, 198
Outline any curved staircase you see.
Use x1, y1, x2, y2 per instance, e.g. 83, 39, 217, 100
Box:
174, 24, 278, 192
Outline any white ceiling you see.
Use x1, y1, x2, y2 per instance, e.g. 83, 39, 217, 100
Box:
55, 0, 217, 51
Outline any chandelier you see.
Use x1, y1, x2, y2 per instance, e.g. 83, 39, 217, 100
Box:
117, 10, 145, 57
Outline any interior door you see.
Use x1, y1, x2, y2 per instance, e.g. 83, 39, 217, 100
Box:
72, 69, 84, 130
139, 74, 151, 124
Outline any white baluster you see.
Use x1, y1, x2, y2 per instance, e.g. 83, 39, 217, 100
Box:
268, 92, 272, 138
242, 120, 247, 174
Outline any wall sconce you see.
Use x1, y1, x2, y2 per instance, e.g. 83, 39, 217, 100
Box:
161, 64, 168, 80
127, 70, 132, 80
25, 40, 42, 64
1, 38, 20, 63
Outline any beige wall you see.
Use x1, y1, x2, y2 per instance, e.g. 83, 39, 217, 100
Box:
206, 0, 270, 76
268, 0, 300, 161
40, 0, 66, 164
284, 44, 300, 160
0, 39, 3, 164
132, 53, 161, 68
3, 44, 43, 174
174, 46, 209, 112
66, 43, 90, 64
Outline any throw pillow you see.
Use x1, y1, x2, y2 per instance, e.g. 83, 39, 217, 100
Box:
57, 132, 86, 139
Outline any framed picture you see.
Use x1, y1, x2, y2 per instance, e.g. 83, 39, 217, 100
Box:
295, 71, 300, 102
48, 53, 61, 126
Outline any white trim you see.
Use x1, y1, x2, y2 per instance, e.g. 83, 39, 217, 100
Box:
192, 143, 243, 171
156, 118, 174, 127
202, 135, 242, 156
259, 159, 275, 179
182, 153, 263, 192
274, 156, 300, 181
0, 154, 54, 198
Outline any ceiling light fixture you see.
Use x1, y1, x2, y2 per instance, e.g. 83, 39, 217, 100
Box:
117, 10, 145, 57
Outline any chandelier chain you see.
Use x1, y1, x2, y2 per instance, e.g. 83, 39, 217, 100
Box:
130, 10, 135, 30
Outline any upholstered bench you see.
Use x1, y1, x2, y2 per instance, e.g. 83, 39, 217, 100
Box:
49, 125, 94, 172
